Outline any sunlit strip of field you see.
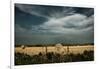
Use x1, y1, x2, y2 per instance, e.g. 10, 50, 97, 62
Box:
15, 45, 94, 56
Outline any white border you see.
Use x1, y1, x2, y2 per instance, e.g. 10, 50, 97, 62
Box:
13, 0, 95, 8
11, 0, 95, 69
10, 0, 14, 69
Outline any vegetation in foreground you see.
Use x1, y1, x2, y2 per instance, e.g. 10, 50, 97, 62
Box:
15, 50, 94, 65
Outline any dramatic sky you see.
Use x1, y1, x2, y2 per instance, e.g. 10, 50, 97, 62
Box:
15, 3, 94, 45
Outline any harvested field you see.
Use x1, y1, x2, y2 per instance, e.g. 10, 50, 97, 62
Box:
15, 45, 94, 56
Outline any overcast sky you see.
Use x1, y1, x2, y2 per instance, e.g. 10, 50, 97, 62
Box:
15, 3, 94, 45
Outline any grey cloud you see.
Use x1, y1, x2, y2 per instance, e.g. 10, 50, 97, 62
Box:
15, 4, 94, 45
31, 14, 94, 34
15, 4, 49, 18
15, 4, 77, 19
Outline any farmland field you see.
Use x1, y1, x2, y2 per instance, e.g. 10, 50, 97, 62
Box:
15, 45, 94, 65
15, 45, 94, 56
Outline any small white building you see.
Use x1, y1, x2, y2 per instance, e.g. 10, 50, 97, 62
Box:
21, 45, 26, 49
55, 43, 64, 54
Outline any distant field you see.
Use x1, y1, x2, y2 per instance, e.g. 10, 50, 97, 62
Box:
15, 45, 94, 56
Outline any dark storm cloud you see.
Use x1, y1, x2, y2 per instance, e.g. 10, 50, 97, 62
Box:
15, 6, 46, 30
75, 8, 94, 17
15, 4, 94, 45
15, 4, 75, 18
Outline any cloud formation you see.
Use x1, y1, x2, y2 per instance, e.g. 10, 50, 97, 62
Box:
31, 14, 93, 34
15, 4, 94, 45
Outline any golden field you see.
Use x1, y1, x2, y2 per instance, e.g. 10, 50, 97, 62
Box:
15, 45, 94, 56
